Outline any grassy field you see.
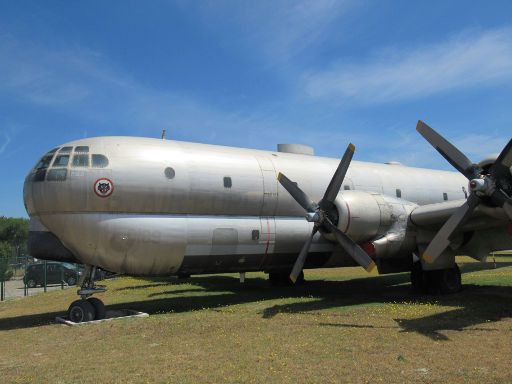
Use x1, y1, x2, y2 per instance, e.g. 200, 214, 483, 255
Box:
1, 256, 512, 384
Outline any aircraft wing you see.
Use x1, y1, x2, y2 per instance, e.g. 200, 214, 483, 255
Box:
409, 198, 511, 263
410, 199, 509, 232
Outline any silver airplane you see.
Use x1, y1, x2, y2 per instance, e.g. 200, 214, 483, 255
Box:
24, 121, 512, 322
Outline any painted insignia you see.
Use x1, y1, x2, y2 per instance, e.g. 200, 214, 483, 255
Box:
94, 178, 114, 198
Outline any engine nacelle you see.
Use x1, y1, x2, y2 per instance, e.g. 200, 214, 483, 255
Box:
333, 190, 414, 245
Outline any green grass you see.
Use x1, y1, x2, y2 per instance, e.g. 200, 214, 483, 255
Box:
1, 256, 512, 383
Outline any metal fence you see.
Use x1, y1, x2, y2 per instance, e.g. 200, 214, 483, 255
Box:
0, 258, 81, 301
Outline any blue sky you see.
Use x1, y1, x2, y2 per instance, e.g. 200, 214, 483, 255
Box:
1, 0, 512, 218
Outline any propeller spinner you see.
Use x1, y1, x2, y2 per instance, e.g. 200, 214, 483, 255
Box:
277, 143, 376, 283
416, 120, 512, 264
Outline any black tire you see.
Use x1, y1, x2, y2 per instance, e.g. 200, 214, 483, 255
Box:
87, 297, 106, 320
26, 279, 37, 288
66, 276, 76, 286
437, 265, 462, 294
68, 300, 95, 323
177, 273, 191, 279
410, 262, 427, 293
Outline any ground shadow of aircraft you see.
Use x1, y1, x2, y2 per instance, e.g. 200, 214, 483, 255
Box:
1, 261, 511, 338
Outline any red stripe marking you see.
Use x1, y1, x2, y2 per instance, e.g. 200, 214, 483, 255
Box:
264, 218, 271, 255
343, 199, 351, 233
507, 223, 512, 236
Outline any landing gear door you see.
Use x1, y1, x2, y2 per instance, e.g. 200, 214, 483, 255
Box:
256, 156, 278, 216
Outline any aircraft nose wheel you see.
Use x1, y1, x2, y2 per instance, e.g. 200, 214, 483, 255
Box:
68, 300, 95, 323
67, 265, 107, 323
67, 298, 106, 322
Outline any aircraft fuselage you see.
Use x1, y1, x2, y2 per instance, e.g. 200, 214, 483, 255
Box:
24, 137, 469, 275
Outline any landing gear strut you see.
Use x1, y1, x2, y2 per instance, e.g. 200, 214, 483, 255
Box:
67, 265, 106, 322
411, 262, 461, 294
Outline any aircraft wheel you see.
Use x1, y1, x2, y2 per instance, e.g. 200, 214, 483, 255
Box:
68, 300, 95, 323
410, 262, 427, 293
87, 297, 106, 320
437, 265, 461, 294
177, 273, 191, 279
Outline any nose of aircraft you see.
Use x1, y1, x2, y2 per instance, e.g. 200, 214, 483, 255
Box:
23, 147, 81, 263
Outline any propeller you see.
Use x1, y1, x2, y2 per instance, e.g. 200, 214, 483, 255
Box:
416, 120, 512, 264
278, 143, 376, 283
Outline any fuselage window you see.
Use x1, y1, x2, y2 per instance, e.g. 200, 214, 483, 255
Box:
396, 188, 402, 198
59, 146, 73, 153
164, 167, 175, 179
92, 154, 109, 168
75, 146, 89, 153
52, 155, 70, 167
344, 185, 351, 190
443, 192, 448, 201
223, 176, 232, 188
72, 154, 89, 167
47, 169, 67, 181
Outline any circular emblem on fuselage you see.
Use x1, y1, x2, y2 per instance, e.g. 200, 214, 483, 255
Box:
93, 178, 114, 198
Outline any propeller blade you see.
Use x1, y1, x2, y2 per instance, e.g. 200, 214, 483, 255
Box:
416, 121, 478, 179
494, 138, 512, 169
322, 143, 355, 204
422, 193, 481, 263
277, 172, 318, 213
324, 220, 376, 272
490, 139, 512, 194
289, 226, 318, 283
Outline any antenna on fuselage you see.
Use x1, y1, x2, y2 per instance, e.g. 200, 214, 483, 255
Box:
161, 129, 166, 140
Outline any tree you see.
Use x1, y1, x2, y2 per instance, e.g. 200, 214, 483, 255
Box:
0, 217, 29, 258
0, 241, 13, 282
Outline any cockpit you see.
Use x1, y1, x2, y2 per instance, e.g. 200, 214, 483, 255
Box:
30, 146, 109, 182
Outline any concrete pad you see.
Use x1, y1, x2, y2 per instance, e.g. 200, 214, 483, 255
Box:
56, 309, 149, 326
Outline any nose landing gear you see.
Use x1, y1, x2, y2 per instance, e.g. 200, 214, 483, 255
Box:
67, 265, 106, 323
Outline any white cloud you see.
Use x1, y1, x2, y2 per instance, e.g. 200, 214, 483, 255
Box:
195, 0, 352, 68
0, 131, 11, 155
303, 27, 512, 104
0, 34, 301, 149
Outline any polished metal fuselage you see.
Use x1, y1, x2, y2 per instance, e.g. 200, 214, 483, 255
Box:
24, 136, 478, 275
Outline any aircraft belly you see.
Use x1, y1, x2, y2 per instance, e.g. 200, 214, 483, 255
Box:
39, 213, 338, 276
40, 213, 187, 275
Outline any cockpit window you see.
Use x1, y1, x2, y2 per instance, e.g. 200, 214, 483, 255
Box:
52, 155, 70, 167
92, 154, 109, 168
75, 146, 89, 153
32, 169, 47, 182
35, 155, 53, 170
47, 169, 67, 181
72, 154, 89, 167
59, 146, 73, 153
35, 149, 58, 170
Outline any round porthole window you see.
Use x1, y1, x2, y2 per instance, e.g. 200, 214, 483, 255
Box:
164, 167, 175, 179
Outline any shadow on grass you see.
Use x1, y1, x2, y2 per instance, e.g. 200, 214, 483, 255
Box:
1, 262, 511, 339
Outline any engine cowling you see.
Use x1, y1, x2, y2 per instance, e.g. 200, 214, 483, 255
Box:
332, 190, 394, 243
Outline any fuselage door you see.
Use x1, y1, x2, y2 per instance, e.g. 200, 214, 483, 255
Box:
256, 156, 278, 216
